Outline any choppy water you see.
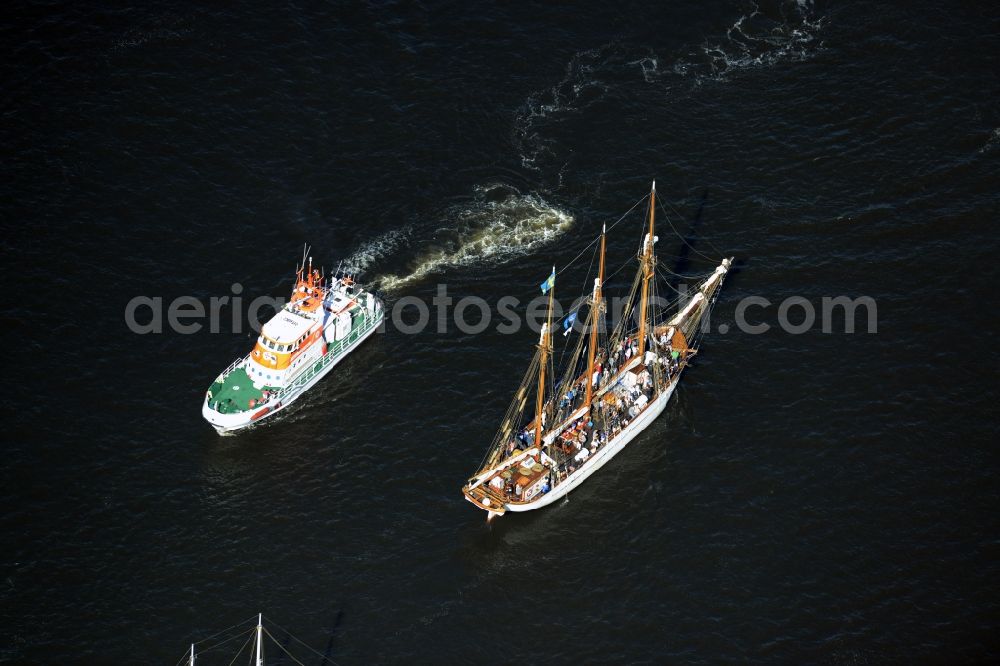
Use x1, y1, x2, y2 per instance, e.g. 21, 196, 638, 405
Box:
3, 0, 999, 663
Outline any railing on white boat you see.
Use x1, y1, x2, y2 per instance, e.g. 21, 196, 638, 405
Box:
267, 308, 382, 405
213, 356, 245, 385
205, 305, 382, 416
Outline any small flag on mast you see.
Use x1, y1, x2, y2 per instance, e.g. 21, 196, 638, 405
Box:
540, 268, 555, 294
562, 311, 578, 336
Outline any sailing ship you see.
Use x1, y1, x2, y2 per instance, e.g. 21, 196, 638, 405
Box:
202, 247, 383, 434
463, 182, 732, 517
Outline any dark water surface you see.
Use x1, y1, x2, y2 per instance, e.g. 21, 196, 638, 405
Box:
3, 1, 999, 663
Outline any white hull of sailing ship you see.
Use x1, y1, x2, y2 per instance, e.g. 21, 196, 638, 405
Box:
463, 182, 732, 517
503, 380, 677, 513
203, 250, 383, 434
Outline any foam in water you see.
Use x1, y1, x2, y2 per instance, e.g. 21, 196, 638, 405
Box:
688, 0, 824, 81
380, 185, 574, 290
111, 13, 194, 53
978, 128, 1000, 154
349, 184, 574, 292
512, 45, 616, 171
629, 56, 659, 84
512, 1, 825, 172
342, 227, 412, 275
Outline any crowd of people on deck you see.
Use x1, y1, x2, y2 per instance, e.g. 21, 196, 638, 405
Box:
605, 335, 639, 382
557, 377, 589, 415
549, 415, 603, 480
493, 330, 692, 495
657, 332, 683, 375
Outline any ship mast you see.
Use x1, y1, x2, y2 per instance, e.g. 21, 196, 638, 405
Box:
255, 613, 263, 666
533, 267, 555, 457
637, 181, 656, 358
584, 225, 606, 407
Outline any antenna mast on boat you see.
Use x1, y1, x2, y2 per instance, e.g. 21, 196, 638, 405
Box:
637, 181, 656, 357
189, 643, 195, 666
584, 224, 606, 407
255, 613, 263, 666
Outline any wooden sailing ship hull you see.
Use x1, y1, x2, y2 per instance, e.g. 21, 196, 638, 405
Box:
466, 375, 677, 516
463, 255, 730, 517
463, 181, 732, 518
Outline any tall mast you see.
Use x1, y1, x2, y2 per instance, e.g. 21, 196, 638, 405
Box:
584, 225, 606, 407
255, 613, 263, 666
534, 267, 555, 456
637, 181, 656, 358
189, 643, 195, 666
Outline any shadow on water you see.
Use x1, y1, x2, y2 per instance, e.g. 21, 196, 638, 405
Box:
320, 610, 344, 665
664, 189, 747, 290
671, 189, 709, 277
267, 611, 342, 665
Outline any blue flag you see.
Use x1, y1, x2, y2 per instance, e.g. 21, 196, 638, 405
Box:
562, 311, 578, 336
540, 269, 555, 294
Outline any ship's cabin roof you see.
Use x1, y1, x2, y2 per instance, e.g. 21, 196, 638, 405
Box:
328, 292, 352, 311
261, 310, 313, 344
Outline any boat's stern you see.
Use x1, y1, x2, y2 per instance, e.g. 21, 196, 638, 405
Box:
462, 485, 507, 517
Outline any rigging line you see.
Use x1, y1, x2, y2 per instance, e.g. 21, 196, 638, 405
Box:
579, 232, 598, 302
558, 237, 599, 370
555, 192, 649, 277
262, 627, 310, 666
608, 192, 650, 235
658, 262, 705, 280
262, 615, 340, 666
225, 630, 255, 666
197, 627, 258, 655
176, 621, 257, 665
609, 270, 642, 345
639, 195, 652, 252
556, 233, 599, 278
656, 197, 720, 263
480, 351, 539, 470
660, 195, 726, 256
655, 266, 695, 298
651, 289, 683, 314
655, 264, 686, 292
604, 254, 637, 283
555, 312, 588, 405
191, 615, 259, 647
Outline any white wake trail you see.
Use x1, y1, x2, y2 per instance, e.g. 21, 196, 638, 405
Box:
345, 184, 574, 292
